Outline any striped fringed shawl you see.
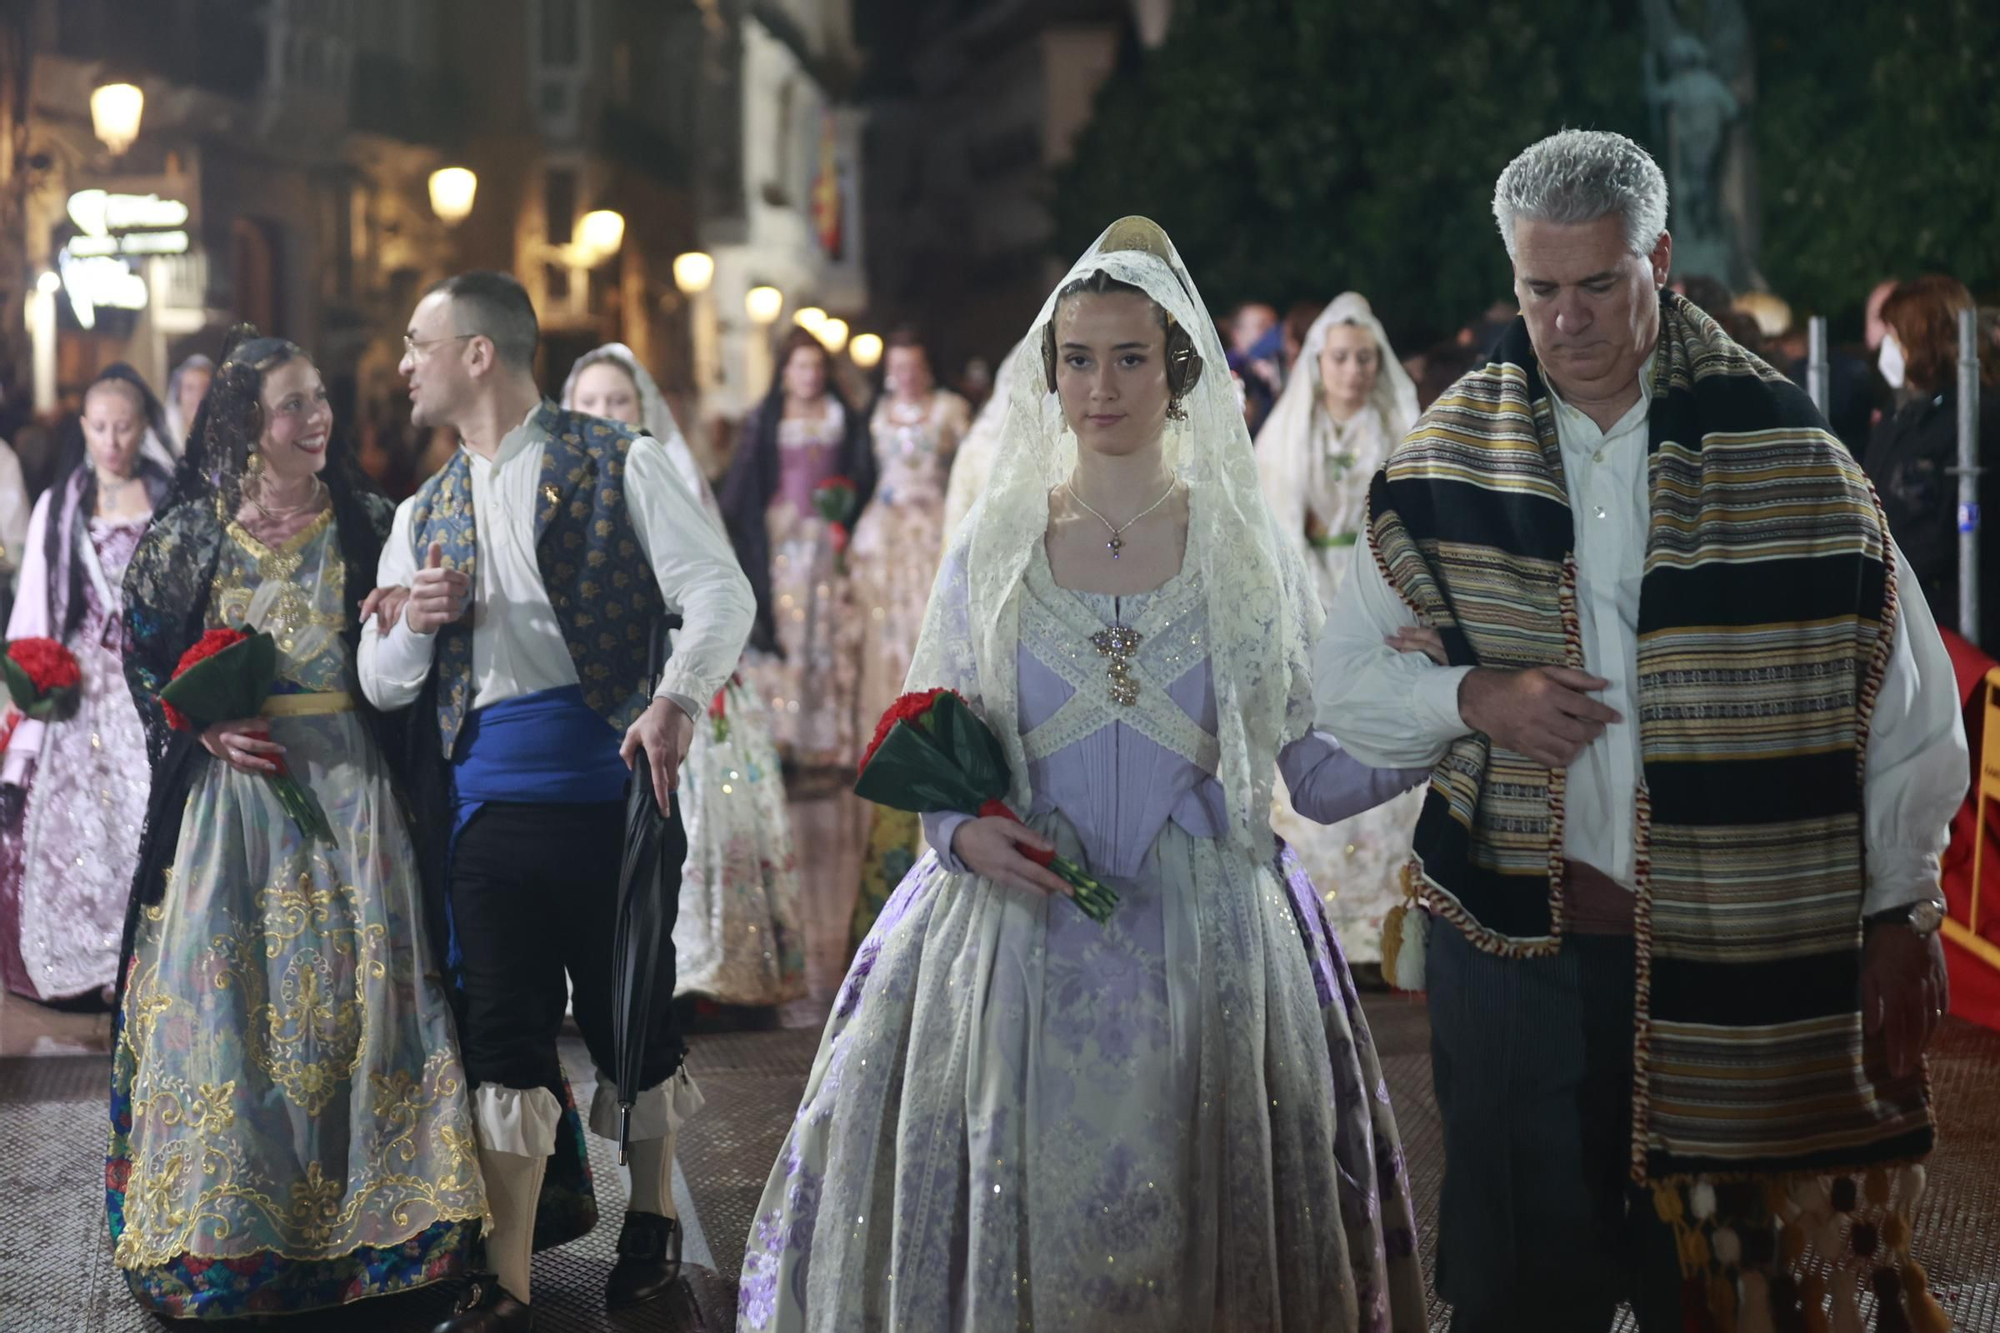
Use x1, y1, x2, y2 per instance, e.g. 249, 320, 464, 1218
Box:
1368, 293, 1932, 1187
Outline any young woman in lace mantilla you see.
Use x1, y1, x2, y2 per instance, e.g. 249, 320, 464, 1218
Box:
736, 220, 1429, 1333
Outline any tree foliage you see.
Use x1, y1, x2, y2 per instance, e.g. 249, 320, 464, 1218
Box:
1754, 0, 2000, 334
1055, 0, 2000, 349
1053, 0, 1648, 350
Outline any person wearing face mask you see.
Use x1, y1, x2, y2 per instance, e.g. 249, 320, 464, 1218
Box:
846, 330, 972, 944
737, 217, 1427, 1332
563, 344, 805, 1014
0, 366, 171, 1003
1864, 274, 2000, 645
1255, 295, 1430, 966
1317, 130, 1966, 1330
111, 325, 485, 1318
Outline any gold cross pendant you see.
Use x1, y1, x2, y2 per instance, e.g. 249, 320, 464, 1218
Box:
1090, 625, 1142, 706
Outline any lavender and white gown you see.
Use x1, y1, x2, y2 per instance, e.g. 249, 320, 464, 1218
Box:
0, 514, 151, 1002
738, 547, 1427, 1332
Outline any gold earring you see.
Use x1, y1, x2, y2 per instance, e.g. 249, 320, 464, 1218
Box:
1165, 398, 1188, 424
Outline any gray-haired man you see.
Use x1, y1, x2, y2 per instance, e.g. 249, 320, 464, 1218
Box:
1316, 130, 1964, 1329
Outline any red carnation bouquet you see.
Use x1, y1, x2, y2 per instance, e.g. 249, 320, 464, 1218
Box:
812, 476, 857, 573
855, 688, 1117, 923
159, 628, 335, 845
3, 637, 83, 722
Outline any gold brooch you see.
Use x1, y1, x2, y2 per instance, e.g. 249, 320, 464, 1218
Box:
1090, 625, 1142, 706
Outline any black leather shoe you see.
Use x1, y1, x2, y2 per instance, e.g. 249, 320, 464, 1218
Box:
604, 1210, 682, 1309
430, 1273, 533, 1332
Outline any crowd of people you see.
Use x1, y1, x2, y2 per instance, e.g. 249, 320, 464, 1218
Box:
0, 127, 1975, 1332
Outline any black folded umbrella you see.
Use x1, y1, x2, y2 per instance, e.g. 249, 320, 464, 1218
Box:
611, 619, 684, 1165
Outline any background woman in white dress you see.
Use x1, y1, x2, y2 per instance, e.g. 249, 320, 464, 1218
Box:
563, 344, 805, 1010
1256, 294, 1424, 965
737, 220, 1427, 1333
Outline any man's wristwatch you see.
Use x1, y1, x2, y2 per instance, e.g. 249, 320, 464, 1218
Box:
1865, 899, 1947, 938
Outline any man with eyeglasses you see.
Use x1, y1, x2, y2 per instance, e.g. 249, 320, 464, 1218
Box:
360, 270, 753, 1332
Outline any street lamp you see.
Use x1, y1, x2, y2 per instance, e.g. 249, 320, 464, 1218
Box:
818, 318, 850, 355
90, 82, 144, 156
672, 252, 714, 295
578, 208, 626, 263
849, 332, 883, 369
428, 167, 478, 227
745, 285, 784, 325
793, 306, 828, 335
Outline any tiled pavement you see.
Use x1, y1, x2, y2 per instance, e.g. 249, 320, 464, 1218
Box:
5, 997, 1997, 1331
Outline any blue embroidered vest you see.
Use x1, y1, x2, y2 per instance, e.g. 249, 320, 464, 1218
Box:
408, 402, 663, 757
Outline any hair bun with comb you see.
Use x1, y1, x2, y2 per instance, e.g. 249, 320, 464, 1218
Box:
1100, 216, 1174, 262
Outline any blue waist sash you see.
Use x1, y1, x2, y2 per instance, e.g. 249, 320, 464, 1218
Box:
452, 684, 629, 815
444, 686, 629, 974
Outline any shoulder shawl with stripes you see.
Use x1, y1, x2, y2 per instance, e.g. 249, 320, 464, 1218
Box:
1367, 292, 1930, 1189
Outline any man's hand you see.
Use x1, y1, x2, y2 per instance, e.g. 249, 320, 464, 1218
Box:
405, 541, 471, 634
360, 584, 412, 634
1458, 666, 1623, 768
1863, 918, 1949, 1079
620, 698, 694, 815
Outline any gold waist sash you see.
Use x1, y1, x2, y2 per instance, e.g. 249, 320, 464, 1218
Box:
260, 691, 357, 718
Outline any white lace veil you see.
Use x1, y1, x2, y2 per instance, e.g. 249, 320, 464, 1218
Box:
1254, 293, 1418, 566
905, 217, 1322, 859
560, 342, 723, 531
941, 338, 1023, 541
559, 342, 687, 453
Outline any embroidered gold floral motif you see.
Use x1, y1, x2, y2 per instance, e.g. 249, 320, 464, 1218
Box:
1090, 625, 1144, 706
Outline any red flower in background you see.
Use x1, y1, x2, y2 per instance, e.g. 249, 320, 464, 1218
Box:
2, 637, 83, 722
7, 638, 79, 692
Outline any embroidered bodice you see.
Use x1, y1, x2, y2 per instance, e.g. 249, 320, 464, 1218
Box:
210, 509, 348, 692
774, 402, 848, 520
1015, 547, 1229, 879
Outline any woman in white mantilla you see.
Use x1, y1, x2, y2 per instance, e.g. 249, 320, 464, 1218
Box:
737, 220, 1427, 1333
1256, 294, 1426, 964
562, 344, 805, 1010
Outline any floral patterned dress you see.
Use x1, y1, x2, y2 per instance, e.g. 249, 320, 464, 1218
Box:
847, 391, 971, 946
0, 514, 151, 1001
738, 550, 1425, 1332
1268, 403, 1425, 964
109, 507, 483, 1318
742, 403, 862, 768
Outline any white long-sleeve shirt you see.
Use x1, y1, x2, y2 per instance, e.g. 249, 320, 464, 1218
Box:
1314, 368, 1967, 917
358, 407, 754, 722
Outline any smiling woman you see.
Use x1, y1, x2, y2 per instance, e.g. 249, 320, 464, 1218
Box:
108, 326, 484, 1318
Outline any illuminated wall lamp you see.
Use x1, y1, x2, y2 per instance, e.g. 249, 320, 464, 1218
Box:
578, 208, 626, 263
745, 285, 784, 325
90, 82, 144, 156
429, 167, 478, 227
672, 252, 715, 295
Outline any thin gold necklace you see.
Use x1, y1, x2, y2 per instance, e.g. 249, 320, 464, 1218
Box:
248, 476, 324, 522
1065, 476, 1178, 560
